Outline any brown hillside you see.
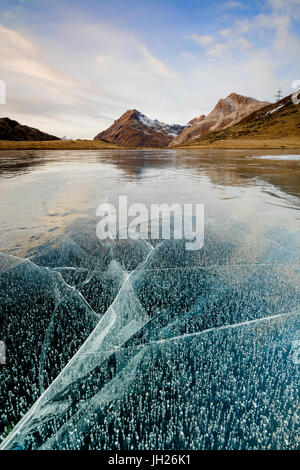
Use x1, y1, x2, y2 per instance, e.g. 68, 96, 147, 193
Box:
0, 117, 60, 141
169, 93, 269, 146
176, 93, 300, 148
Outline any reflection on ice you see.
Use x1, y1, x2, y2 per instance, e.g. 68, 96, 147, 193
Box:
0, 212, 299, 450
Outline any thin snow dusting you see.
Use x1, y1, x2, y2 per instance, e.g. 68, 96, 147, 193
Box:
137, 112, 183, 136
265, 104, 285, 116
253, 155, 300, 161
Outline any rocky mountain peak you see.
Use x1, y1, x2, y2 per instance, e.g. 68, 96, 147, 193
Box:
169, 93, 270, 147
94, 110, 184, 147
118, 109, 140, 122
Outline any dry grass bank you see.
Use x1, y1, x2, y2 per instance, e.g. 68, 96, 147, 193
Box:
176, 138, 300, 149
0, 139, 124, 150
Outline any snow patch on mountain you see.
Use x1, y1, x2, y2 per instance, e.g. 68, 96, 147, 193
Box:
135, 111, 184, 137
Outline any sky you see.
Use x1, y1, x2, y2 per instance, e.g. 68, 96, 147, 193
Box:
0, 0, 300, 138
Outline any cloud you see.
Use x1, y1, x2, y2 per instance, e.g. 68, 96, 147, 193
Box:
207, 42, 228, 57
95, 55, 114, 70
0, 20, 181, 137
224, 1, 244, 8
186, 0, 300, 108
232, 11, 300, 61
190, 1, 300, 67
0, 23, 122, 137
0, 1, 299, 138
190, 34, 214, 46
137, 44, 178, 79
0, 24, 75, 86
268, 0, 300, 17
0, 24, 37, 55
220, 28, 232, 37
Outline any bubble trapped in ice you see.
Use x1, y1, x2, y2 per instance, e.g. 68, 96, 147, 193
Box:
0, 214, 299, 450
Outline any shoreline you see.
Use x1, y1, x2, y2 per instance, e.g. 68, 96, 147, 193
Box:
172, 138, 300, 150
0, 140, 124, 150
0, 138, 300, 151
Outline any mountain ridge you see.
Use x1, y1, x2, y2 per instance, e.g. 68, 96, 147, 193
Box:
0, 117, 60, 141
169, 92, 270, 146
2, 91, 298, 148
174, 92, 300, 148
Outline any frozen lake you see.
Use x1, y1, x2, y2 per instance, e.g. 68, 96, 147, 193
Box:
0, 149, 299, 450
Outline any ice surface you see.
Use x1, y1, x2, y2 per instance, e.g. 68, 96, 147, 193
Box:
41, 311, 299, 450
253, 155, 300, 161
0, 252, 99, 440
0, 213, 299, 450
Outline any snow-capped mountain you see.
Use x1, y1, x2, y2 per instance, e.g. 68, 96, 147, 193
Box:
94, 109, 184, 147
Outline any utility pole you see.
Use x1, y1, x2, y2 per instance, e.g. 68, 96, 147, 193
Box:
274, 89, 283, 102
